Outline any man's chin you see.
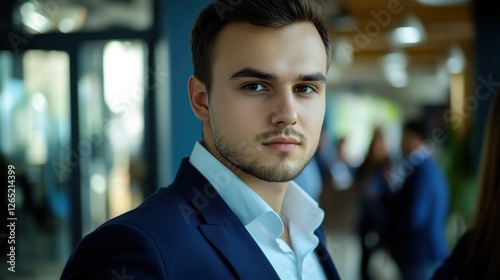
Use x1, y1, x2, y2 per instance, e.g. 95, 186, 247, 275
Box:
246, 162, 306, 183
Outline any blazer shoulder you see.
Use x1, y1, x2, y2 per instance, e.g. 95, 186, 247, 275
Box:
107, 185, 204, 236
61, 221, 168, 279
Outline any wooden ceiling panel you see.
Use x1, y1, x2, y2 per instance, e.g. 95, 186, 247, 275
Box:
319, 0, 474, 108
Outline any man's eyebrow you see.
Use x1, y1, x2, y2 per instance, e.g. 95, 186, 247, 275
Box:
228, 67, 278, 81
298, 72, 327, 83
228, 67, 327, 84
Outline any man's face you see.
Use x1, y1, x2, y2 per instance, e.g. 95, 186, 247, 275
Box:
201, 22, 327, 182
401, 129, 416, 156
370, 135, 387, 163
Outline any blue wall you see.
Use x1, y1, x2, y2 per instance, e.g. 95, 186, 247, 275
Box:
159, 0, 211, 183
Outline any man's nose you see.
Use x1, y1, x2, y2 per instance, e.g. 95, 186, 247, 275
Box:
270, 90, 298, 128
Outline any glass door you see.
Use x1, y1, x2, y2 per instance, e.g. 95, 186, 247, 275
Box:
0, 50, 71, 277
78, 40, 148, 234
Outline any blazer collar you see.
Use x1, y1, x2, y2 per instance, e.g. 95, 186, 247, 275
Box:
173, 159, 280, 279
172, 158, 340, 280
315, 228, 342, 280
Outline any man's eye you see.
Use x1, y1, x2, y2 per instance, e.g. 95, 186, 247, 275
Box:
295, 85, 315, 94
243, 83, 268, 92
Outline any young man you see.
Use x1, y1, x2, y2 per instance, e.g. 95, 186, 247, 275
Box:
61, 0, 340, 279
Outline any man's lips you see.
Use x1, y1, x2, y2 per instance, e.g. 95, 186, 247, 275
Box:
263, 137, 300, 151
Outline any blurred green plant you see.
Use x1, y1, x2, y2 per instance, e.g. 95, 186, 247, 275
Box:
439, 124, 478, 247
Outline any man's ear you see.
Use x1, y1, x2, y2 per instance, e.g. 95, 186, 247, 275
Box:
188, 76, 209, 121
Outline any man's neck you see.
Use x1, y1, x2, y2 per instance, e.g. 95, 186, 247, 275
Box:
201, 140, 290, 215
241, 175, 291, 248
240, 174, 289, 215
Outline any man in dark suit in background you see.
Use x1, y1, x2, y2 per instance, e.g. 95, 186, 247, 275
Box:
388, 121, 450, 280
61, 0, 341, 279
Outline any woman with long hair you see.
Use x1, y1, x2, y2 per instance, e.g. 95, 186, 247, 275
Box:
432, 93, 500, 279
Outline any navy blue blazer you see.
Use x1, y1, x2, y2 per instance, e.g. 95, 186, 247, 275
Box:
61, 159, 341, 279
388, 156, 450, 265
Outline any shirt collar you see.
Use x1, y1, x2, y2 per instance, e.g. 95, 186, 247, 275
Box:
189, 142, 275, 227
282, 181, 325, 235
189, 142, 324, 238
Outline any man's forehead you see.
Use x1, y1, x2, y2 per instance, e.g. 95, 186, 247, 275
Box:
216, 21, 318, 40
212, 22, 327, 77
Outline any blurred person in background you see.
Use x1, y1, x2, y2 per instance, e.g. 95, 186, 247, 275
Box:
387, 120, 450, 280
354, 127, 393, 280
330, 136, 354, 191
294, 153, 324, 202
432, 93, 500, 280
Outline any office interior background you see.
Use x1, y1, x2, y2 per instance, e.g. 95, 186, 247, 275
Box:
0, 0, 498, 279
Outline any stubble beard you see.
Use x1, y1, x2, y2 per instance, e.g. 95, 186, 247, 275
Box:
210, 116, 315, 182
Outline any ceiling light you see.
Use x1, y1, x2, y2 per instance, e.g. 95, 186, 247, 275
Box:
390, 15, 426, 45
382, 50, 409, 88
58, 18, 76, 33
382, 50, 409, 70
22, 11, 51, 33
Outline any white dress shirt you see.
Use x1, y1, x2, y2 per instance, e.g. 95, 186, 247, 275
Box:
189, 142, 327, 280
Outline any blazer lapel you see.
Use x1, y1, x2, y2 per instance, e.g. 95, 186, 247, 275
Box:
174, 159, 340, 279
200, 220, 280, 280
314, 228, 342, 280
174, 159, 280, 280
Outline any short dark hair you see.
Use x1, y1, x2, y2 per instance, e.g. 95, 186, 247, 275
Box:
190, 0, 333, 93
403, 120, 426, 139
